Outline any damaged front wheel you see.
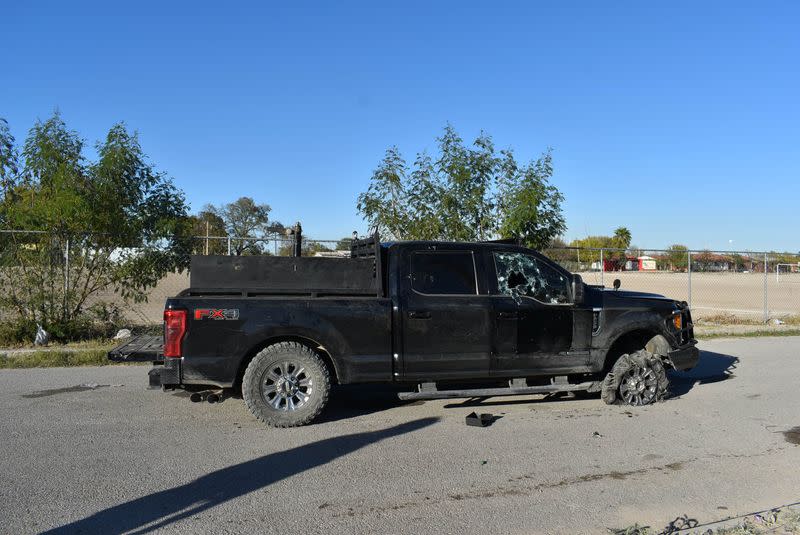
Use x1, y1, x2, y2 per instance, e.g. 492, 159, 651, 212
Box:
601, 349, 668, 406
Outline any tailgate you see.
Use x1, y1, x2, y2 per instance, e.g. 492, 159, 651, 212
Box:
108, 334, 164, 362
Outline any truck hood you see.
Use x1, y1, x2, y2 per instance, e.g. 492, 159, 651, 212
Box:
602, 288, 675, 302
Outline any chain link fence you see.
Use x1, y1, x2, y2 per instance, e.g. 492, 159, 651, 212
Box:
0, 229, 350, 335
0, 229, 797, 334
543, 247, 800, 322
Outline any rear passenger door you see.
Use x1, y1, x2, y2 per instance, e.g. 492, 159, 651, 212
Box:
399, 248, 493, 381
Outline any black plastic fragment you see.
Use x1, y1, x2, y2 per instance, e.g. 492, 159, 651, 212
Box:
465, 412, 495, 427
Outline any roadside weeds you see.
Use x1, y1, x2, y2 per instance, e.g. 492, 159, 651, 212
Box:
0, 348, 146, 369
611, 504, 800, 534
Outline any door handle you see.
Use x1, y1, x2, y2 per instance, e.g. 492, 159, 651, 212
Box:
408, 311, 431, 319
497, 311, 518, 320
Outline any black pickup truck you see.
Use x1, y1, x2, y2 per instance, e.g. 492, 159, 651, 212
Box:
109, 236, 698, 427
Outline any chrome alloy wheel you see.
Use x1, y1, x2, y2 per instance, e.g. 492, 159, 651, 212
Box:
618, 365, 657, 406
261, 361, 313, 411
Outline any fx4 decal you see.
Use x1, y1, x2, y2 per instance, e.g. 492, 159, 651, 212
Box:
194, 309, 240, 320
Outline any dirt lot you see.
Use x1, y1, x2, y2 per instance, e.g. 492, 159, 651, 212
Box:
1, 336, 799, 534
578, 271, 800, 319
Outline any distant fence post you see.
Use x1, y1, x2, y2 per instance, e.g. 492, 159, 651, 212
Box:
763, 252, 768, 322
600, 248, 604, 286
687, 250, 692, 309
227, 236, 232, 256
64, 237, 70, 321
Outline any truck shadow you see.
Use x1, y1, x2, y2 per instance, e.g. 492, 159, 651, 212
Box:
42, 418, 438, 535
667, 350, 739, 397
318, 384, 420, 423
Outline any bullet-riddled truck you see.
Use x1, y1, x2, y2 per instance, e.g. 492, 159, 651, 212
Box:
109, 236, 699, 427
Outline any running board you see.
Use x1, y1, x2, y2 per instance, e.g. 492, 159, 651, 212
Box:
397, 381, 600, 401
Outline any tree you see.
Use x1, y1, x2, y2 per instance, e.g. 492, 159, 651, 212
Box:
356, 147, 407, 239
569, 227, 634, 265
357, 125, 566, 248
277, 240, 332, 257
189, 209, 228, 255
208, 197, 272, 255
0, 113, 189, 339
665, 244, 689, 271
0, 118, 18, 192
335, 236, 354, 251
497, 151, 565, 249
613, 227, 632, 249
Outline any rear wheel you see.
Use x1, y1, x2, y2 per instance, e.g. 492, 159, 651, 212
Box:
242, 342, 331, 427
601, 349, 668, 406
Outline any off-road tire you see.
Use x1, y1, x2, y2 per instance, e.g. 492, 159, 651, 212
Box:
601, 349, 669, 406
242, 342, 331, 427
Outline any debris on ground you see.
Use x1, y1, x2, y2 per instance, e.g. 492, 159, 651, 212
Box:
34, 324, 50, 346
113, 329, 132, 340
465, 412, 495, 427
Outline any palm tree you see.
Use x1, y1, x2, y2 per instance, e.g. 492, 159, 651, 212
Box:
613, 227, 632, 249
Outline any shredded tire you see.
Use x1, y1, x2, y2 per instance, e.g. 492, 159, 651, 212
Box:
601, 349, 669, 406
242, 341, 331, 427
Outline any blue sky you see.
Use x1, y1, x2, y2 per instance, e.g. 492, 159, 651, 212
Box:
2, 1, 798, 251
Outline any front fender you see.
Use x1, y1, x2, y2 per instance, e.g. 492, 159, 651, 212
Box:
594, 310, 675, 351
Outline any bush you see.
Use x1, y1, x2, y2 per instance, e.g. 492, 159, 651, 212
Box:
0, 318, 37, 346
0, 301, 126, 346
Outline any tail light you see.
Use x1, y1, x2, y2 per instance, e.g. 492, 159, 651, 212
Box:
164, 309, 187, 358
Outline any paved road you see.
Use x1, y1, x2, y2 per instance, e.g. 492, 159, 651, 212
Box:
1, 337, 799, 534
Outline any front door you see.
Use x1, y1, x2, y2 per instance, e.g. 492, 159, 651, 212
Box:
490, 250, 582, 375
400, 248, 492, 381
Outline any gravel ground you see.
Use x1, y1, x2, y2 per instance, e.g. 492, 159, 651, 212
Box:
1, 337, 799, 534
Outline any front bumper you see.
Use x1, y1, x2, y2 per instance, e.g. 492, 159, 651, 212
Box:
667, 342, 699, 371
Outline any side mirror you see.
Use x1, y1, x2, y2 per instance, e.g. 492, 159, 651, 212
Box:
613, 278, 621, 290
572, 274, 584, 304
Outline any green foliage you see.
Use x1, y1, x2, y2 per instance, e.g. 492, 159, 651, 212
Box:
335, 237, 354, 251
189, 209, 228, 255
277, 240, 332, 257
357, 125, 566, 248
568, 227, 634, 263
206, 196, 275, 255
0, 118, 19, 192
0, 113, 189, 339
497, 151, 565, 249
357, 147, 408, 239
664, 244, 689, 270
613, 227, 632, 248
0, 317, 38, 346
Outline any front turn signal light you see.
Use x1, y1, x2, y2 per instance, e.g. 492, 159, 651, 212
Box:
672, 314, 683, 330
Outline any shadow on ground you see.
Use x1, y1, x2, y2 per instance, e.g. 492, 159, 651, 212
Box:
42, 418, 438, 535
318, 384, 421, 423
668, 350, 739, 397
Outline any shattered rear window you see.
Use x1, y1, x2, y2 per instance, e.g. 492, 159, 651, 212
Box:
494, 252, 570, 304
